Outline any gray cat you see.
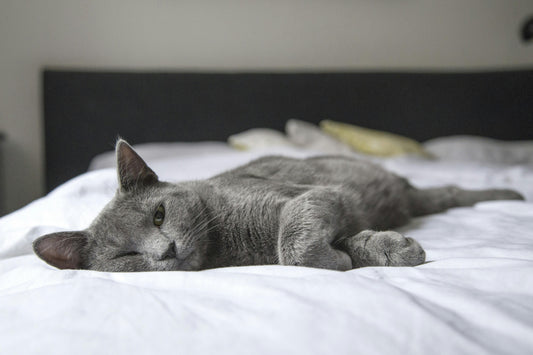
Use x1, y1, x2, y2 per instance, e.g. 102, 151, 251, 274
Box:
33, 140, 524, 272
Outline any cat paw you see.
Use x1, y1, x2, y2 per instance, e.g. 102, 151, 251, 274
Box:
492, 189, 525, 201
344, 230, 426, 267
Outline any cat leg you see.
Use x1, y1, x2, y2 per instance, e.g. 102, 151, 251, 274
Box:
277, 188, 355, 271
407, 185, 524, 216
337, 230, 426, 267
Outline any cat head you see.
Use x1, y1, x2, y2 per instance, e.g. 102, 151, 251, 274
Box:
33, 140, 211, 272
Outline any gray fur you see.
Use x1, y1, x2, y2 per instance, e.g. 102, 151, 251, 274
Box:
33, 140, 525, 272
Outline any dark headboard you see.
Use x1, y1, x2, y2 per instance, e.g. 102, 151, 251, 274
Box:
43, 69, 533, 192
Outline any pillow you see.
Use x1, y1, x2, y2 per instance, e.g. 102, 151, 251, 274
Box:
228, 128, 298, 150
319, 120, 431, 157
424, 135, 533, 164
285, 119, 354, 154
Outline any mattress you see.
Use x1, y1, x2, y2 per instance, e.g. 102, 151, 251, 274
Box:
1, 137, 532, 355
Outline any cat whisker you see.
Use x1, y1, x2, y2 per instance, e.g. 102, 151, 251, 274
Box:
183, 213, 222, 247
191, 213, 220, 233
186, 221, 221, 243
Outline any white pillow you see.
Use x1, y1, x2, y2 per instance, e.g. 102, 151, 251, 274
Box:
424, 136, 533, 164
228, 128, 298, 150
285, 119, 354, 154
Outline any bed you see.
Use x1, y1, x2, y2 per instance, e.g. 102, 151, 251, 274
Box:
1, 70, 533, 354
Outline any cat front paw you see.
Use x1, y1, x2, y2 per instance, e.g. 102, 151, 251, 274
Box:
344, 230, 426, 268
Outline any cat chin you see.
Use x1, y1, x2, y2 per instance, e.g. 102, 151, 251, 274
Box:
153, 255, 202, 272
174, 255, 204, 271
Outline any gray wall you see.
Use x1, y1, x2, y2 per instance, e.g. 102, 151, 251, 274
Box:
0, 0, 532, 215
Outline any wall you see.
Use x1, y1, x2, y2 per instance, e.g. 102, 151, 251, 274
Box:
0, 0, 532, 215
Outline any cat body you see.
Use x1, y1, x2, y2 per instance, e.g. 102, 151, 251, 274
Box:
204, 155, 412, 269
33, 140, 524, 272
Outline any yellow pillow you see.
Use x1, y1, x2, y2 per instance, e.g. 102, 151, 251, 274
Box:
320, 120, 430, 157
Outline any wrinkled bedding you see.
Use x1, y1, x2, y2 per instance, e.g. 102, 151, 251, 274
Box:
1, 138, 532, 355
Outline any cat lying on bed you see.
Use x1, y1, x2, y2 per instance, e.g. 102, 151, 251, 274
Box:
33, 140, 524, 272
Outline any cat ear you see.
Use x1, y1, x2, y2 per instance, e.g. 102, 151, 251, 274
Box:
33, 231, 88, 269
116, 139, 158, 192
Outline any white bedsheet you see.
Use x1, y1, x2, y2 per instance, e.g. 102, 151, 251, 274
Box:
1, 142, 533, 355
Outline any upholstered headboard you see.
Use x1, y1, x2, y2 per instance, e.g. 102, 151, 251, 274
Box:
43, 69, 533, 191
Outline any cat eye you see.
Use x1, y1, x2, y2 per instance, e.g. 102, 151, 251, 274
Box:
153, 204, 165, 227
119, 251, 140, 257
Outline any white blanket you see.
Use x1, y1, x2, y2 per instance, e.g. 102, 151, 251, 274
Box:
1, 140, 532, 355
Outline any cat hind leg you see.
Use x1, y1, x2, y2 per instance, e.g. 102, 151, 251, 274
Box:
407, 185, 524, 217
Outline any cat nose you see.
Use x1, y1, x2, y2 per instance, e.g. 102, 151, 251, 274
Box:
159, 242, 177, 260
